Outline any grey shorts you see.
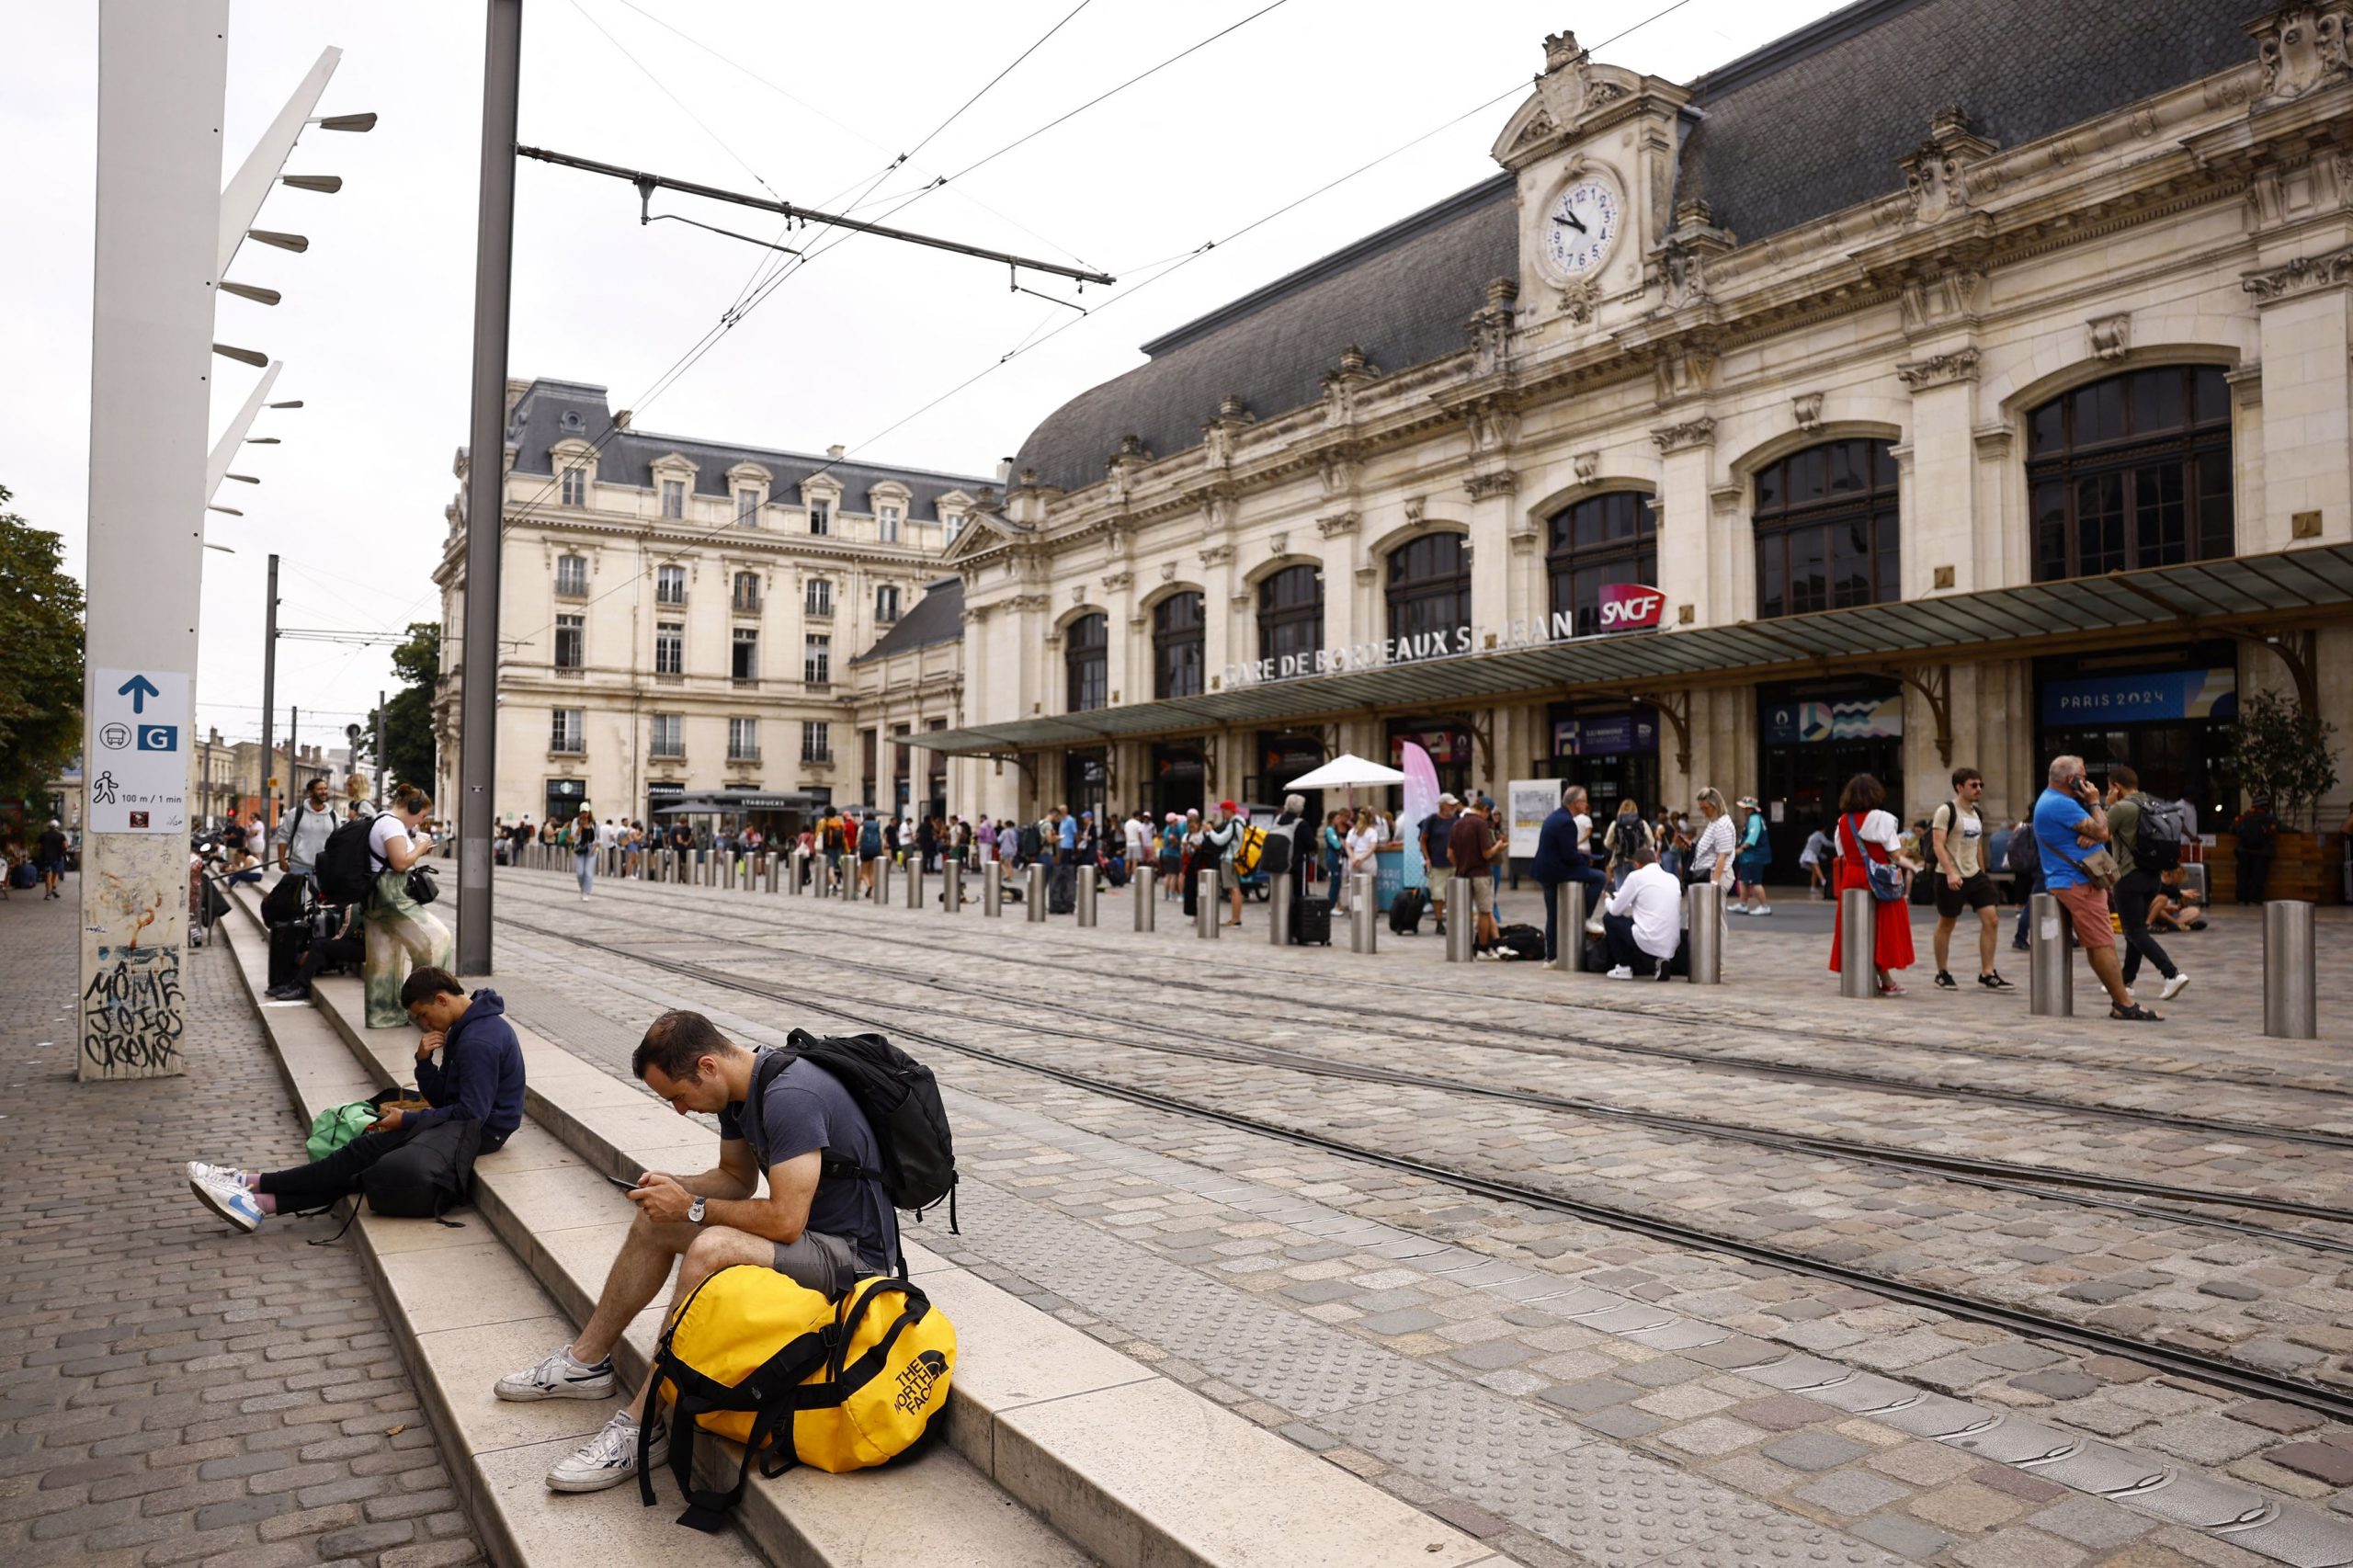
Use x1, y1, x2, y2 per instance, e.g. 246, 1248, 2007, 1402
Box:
771, 1229, 866, 1297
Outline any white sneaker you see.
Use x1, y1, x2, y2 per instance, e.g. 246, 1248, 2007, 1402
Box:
1753, 905, 1772, 916
2160, 971, 2190, 1002
1583, 920, 1605, 938
1605, 965, 1633, 980
187, 1160, 242, 1187
189, 1170, 262, 1233
496, 1346, 616, 1403
1726, 905, 1749, 916
546, 1412, 666, 1494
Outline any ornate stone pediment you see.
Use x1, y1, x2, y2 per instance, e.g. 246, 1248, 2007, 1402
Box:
2251, 4, 2353, 105
1899, 108, 1997, 223
1490, 31, 1677, 170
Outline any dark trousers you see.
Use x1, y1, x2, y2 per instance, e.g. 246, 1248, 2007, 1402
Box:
2237, 853, 2272, 903
258, 1121, 419, 1212
1601, 913, 1660, 975
283, 935, 364, 993
2011, 868, 2043, 947
2113, 869, 2177, 985
1540, 869, 1608, 961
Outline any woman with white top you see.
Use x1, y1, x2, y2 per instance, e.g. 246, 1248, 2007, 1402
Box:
1827, 772, 1916, 994
1688, 788, 1738, 893
361, 784, 452, 1028
573, 807, 598, 900
1344, 809, 1381, 915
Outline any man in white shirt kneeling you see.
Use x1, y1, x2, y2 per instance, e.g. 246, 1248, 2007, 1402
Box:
1601, 845, 1682, 980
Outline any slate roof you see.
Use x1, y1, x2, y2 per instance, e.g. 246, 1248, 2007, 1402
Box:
1007, 0, 2255, 499
849, 576, 964, 665
505, 379, 992, 521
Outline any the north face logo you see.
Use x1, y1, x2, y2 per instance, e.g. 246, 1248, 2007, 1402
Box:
893, 1349, 947, 1415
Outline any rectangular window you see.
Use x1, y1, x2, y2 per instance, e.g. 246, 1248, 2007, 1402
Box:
732, 571, 761, 613
803, 634, 831, 687
655, 621, 684, 676
808, 500, 830, 536
805, 578, 833, 618
728, 717, 758, 761
655, 564, 686, 605
876, 585, 901, 623
650, 712, 682, 757
553, 614, 584, 670
735, 488, 759, 526
731, 628, 758, 682
661, 479, 685, 518
801, 721, 831, 763
561, 467, 585, 506
550, 709, 584, 754
879, 505, 901, 543
944, 515, 963, 545
555, 555, 588, 597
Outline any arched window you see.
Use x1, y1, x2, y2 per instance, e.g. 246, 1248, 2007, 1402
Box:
1548, 492, 1656, 637
1754, 439, 1900, 619
1387, 532, 1470, 654
2028, 365, 2232, 581
1256, 564, 1324, 675
1153, 592, 1204, 699
1064, 613, 1108, 712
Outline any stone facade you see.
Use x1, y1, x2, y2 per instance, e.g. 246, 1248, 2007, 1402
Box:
937, 4, 2353, 862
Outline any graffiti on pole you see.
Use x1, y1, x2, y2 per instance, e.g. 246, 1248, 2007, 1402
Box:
81, 944, 185, 1077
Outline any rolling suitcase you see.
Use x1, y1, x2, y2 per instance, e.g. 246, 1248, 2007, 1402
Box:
1388, 886, 1427, 936
267, 920, 311, 989
1290, 895, 1333, 947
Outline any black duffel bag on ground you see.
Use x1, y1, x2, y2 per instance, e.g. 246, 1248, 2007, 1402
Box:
360, 1115, 482, 1222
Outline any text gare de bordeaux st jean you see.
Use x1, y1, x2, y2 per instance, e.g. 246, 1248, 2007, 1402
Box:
1222, 582, 1665, 689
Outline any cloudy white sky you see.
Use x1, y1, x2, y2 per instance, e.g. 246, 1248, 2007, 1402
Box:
5, 0, 1852, 747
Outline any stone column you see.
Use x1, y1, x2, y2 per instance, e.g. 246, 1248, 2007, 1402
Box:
2244, 253, 2353, 549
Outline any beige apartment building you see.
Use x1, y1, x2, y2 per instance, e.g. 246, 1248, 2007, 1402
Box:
923, 0, 2353, 876
431, 378, 989, 830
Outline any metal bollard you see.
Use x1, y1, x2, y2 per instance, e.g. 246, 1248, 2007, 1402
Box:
942, 859, 962, 912
787, 850, 803, 894
1197, 869, 1220, 938
1446, 876, 1474, 961
722, 855, 736, 890
904, 858, 923, 910
1075, 865, 1097, 927
1267, 871, 1291, 947
840, 858, 856, 903
2264, 900, 2317, 1040
1685, 882, 1722, 984
2029, 891, 2072, 1017
1548, 881, 1585, 972
983, 859, 1003, 917
1838, 888, 1876, 998
874, 856, 890, 905
1133, 868, 1156, 930
764, 855, 779, 893
1026, 863, 1046, 923
1350, 871, 1378, 955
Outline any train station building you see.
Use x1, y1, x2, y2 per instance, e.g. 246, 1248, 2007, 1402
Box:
923, 0, 2353, 873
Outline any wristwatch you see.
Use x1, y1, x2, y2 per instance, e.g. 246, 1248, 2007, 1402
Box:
688, 1197, 707, 1225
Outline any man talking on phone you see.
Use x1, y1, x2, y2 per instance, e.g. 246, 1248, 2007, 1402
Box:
498, 1010, 897, 1494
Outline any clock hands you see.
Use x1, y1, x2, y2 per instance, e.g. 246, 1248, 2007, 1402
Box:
1553, 208, 1588, 235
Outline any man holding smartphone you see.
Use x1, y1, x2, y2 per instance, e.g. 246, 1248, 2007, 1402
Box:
2031, 755, 2156, 1021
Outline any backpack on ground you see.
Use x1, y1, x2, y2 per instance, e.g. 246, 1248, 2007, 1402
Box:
758, 1031, 958, 1231
1231, 823, 1269, 876
305, 1100, 379, 1163
1389, 885, 1427, 935
2132, 795, 2195, 871
642, 1266, 954, 1532
360, 1117, 482, 1222
313, 817, 379, 905
1492, 923, 1545, 960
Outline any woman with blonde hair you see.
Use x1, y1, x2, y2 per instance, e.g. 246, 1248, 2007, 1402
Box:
362, 784, 452, 1028
1688, 788, 1737, 894
344, 770, 377, 820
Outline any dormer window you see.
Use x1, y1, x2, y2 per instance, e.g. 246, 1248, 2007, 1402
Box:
878, 505, 901, 543
661, 479, 685, 518
942, 511, 963, 545
561, 466, 586, 506
561, 411, 584, 433
809, 500, 831, 536
734, 487, 761, 527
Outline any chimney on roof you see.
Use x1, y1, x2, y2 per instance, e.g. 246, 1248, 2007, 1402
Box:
827, 444, 846, 459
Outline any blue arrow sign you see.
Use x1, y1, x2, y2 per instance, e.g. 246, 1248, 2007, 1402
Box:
117, 674, 161, 714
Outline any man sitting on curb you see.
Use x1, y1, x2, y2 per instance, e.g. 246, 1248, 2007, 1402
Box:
1601, 844, 1682, 980
188, 967, 524, 1230
497, 1010, 900, 1494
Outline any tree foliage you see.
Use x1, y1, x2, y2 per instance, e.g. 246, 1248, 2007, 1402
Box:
0, 486, 86, 804
2225, 687, 2340, 830
356, 621, 440, 790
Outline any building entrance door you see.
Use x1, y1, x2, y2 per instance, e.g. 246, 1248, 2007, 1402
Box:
1152, 744, 1206, 819
1757, 680, 1904, 875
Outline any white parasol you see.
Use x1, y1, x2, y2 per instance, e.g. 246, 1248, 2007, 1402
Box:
1283, 753, 1405, 790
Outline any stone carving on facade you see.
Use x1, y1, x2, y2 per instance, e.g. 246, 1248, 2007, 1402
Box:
1160, 560, 1178, 583
2252, 4, 2352, 104
1468, 278, 1520, 377
2088, 312, 2132, 360
1007, 592, 1052, 613
1354, 564, 1380, 586
1654, 200, 1733, 313
1267, 533, 1289, 559
1465, 470, 1520, 500
2242, 246, 2353, 301
1100, 571, 1132, 593
1649, 337, 1720, 405
1070, 583, 1088, 606
1791, 392, 1824, 432
1896, 349, 1982, 389
1573, 452, 1600, 483
1649, 417, 1716, 453
1897, 267, 1985, 335
1200, 394, 1253, 469
1463, 401, 1520, 458
1316, 511, 1360, 539
1198, 543, 1234, 569
1319, 346, 1380, 425
1319, 449, 1362, 499
1509, 107, 1561, 154
1709, 483, 1744, 516
1899, 108, 1997, 223
1556, 279, 1600, 324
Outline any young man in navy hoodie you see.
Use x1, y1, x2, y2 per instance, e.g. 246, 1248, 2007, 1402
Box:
187, 966, 526, 1233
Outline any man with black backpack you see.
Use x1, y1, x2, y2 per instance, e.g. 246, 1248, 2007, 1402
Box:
2106, 766, 2190, 1002
273, 776, 339, 883
507, 1010, 931, 1495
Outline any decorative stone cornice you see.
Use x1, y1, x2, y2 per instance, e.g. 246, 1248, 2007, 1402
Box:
1972, 425, 2015, 460
1649, 417, 1716, 453
1464, 470, 1520, 500
1198, 543, 1234, 569
1006, 592, 1052, 613
2242, 246, 2353, 301
1316, 511, 1360, 539
1100, 571, 1132, 593
1895, 348, 1982, 389
1709, 483, 1745, 515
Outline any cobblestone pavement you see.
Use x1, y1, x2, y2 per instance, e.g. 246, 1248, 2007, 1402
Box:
0, 880, 485, 1568
471, 868, 2353, 1568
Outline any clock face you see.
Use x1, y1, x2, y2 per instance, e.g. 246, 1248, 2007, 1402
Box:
1544, 175, 1620, 280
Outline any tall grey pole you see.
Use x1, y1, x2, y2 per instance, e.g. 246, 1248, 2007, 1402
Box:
288, 705, 299, 798
455, 0, 522, 975
259, 551, 278, 823
375, 687, 386, 801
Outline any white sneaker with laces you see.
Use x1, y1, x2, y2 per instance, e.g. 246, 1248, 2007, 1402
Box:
546, 1412, 666, 1494
187, 1160, 242, 1187
1754, 904, 1772, 916
189, 1170, 262, 1233
496, 1346, 616, 1403
2160, 971, 2190, 1002
1605, 965, 1633, 980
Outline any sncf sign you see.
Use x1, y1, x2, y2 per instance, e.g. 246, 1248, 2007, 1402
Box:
1597, 583, 1665, 631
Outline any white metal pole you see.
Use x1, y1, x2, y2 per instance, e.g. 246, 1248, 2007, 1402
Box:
79, 0, 230, 1082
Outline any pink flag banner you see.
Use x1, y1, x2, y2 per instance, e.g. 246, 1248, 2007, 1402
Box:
1399, 741, 1438, 890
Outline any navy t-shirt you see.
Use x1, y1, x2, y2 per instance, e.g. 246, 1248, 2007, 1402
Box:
718, 1053, 897, 1271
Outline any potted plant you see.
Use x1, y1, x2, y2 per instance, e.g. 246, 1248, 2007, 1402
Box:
2222, 689, 2341, 902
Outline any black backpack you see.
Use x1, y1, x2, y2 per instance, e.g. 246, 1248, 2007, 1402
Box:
1389, 885, 1427, 935
2132, 795, 2195, 872
1017, 822, 1042, 862
1260, 823, 1294, 878
1493, 923, 1545, 960
314, 817, 380, 905
756, 1031, 959, 1244
2005, 821, 2040, 877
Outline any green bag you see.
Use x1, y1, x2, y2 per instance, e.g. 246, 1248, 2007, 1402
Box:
306, 1101, 378, 1163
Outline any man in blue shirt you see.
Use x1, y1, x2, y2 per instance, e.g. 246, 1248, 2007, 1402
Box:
1531, 783, 1606, 962
2032, 755, 2155, 1020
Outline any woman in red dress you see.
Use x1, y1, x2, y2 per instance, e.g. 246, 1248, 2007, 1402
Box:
1827, 772, 1916, 994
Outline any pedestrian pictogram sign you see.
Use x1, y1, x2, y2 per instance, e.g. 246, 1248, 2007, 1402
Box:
90, 668, 190, 835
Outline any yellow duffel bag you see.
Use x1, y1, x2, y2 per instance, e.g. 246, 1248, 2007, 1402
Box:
640, 1265, 956, 1532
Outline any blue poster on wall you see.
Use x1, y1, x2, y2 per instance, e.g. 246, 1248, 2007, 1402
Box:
1553, 715, 1657, 756
1759, 696, 1904, 745
2040, 668, 2237, 727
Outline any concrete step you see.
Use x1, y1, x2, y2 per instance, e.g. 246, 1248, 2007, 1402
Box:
225, 884, 1501, 1568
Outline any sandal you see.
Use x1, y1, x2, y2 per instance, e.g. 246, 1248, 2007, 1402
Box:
2109, 1004, 2165, 1022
